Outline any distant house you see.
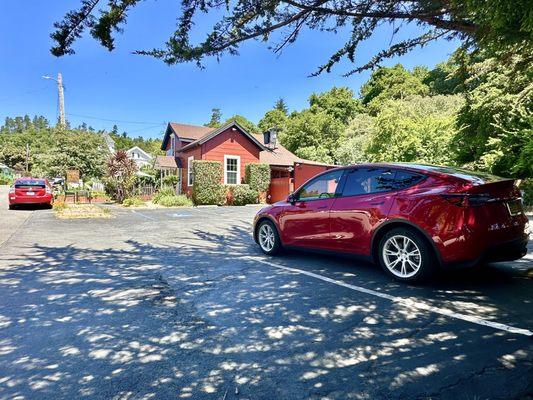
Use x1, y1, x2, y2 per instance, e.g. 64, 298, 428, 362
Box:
126, 146, 153, 168
154, 121, 331, 202
102, 132, 116, 154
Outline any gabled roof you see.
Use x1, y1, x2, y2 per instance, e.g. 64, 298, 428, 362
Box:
154, 155, 178, 169
126, 146, 153, 160
162, 122, 216, 149
180, 121, 267, 152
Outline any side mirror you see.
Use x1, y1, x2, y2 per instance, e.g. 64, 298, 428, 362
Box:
287, 193, 296, 204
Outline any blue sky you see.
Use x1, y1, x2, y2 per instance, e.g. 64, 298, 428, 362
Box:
0, 1, 460, 139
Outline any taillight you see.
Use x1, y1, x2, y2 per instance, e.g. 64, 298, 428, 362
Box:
9, 186, 15, 194
467, 194, 491, 206
442, 193, 496, 207
441, 194, 467, 206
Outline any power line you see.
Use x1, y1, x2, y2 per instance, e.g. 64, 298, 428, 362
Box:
66, 112, 167, 126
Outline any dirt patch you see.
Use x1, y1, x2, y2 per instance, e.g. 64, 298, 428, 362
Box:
54, 204, 114, 219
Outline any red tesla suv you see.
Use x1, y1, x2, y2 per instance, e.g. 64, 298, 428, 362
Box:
253, 163, 529, 282
8, 178, 54, 209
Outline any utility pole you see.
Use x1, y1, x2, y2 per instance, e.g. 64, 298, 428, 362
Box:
42, 73, 66, 127
57, 73, 65, 127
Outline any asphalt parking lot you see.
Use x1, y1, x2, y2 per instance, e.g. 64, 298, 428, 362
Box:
0, 191, 532, 399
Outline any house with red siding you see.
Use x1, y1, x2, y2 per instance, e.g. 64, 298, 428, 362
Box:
154, 120, 331, 202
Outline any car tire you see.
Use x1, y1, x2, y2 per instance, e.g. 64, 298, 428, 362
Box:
8, 204, 15, 210
256, 220, 282, 256
378, 227, 436, 283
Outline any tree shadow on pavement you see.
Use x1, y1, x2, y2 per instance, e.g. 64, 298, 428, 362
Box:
0, 225, 531, 399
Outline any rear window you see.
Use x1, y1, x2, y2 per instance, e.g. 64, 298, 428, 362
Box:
341, 168, 396, 196
15, 179, 46, 188
390, 163, 504, 185
392, 170, 425, 190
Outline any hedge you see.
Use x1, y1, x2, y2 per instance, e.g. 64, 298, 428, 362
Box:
230, 184, 259, 205
157, 195, 193, 207
192, 160, 226, 205
245, 163, 271, 192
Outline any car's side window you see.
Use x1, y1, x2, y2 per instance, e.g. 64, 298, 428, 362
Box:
392, 170, 425, 190
297, 169, 344, 201
341, 168, 396, 196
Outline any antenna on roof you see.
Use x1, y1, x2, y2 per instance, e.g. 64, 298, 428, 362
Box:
263, 128, 278, 149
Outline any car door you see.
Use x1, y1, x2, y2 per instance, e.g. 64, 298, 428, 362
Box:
279, 169, 344, 250
329, 167, 398, 256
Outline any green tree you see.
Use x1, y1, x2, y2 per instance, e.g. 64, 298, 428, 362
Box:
223, 115, 258, 133
334, 114, 376, 165
51, 1, 532, 77
366, 95, 464, 164
281, 108, 344, 164
274, 98, 288, 115
258, 109, 288, 133
453, 54, 532, 177
360, 65, 429, 113
309, 87, 361, 124
205, 108, 222, 128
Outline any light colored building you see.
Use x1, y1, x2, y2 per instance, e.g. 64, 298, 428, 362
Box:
126, 146, 153, 168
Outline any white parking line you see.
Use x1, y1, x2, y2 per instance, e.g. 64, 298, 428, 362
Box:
130, 209, 157, 221
245, 256, 533, 337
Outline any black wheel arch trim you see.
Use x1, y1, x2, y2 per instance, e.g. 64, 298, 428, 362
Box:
254, 215, 282, 245
371, 219, 443, 266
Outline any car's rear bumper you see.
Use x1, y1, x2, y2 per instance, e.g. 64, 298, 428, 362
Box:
9, 194, 53, 205
443, 234, 529, 269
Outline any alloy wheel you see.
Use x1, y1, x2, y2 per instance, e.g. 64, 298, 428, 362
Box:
258, 223, 276, 252
382, 235, 422, 278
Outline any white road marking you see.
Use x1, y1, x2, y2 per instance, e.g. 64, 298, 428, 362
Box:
244, 256, 533, 337
130, 209, 157, 221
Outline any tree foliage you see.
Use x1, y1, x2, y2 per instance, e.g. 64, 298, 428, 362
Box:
104, 150, 138, 203
205, 108, 222, 128
51, 1, 532, 76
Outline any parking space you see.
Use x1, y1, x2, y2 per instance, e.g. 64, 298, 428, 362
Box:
0, 204, 531, 399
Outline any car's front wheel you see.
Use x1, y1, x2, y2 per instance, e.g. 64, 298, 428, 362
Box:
378, 228, 436, 282
256, 220, 282, 255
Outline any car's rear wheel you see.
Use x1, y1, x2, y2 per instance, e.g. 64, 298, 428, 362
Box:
257, 220, 282, 255
378, 228, 436, 282
8, 204, 15, 210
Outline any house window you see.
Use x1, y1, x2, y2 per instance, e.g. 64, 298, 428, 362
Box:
187, 156, 194, 186
224, 155, 241, 185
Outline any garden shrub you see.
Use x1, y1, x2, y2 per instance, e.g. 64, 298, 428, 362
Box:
162, 174, 179, 186
0, 175, 13, 185
192, 160, 225, 205
245, 163, 271, 192
231, 184, 259, 205
157, 195, 192, 207
153, 186, 176, 204
122, 197, 145, 207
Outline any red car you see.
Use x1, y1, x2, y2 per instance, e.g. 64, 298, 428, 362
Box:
253, 163, 529, 282
8, 178, 54, 209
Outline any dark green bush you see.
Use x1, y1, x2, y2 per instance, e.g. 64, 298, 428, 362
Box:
192, 160, 225, 205
231, 184, 259, 205
245, 163, 271, 192
162, 174, 179, 186
153, 186, 175, 204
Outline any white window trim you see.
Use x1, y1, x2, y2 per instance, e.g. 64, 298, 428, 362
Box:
224, 155, 241, 185
187, 156, 194, 186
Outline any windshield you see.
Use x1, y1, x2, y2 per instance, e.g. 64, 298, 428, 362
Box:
15, 179, 46, 187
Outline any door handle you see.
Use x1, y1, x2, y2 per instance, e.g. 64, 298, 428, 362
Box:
370, 201, 385, 205
317, 205, 328, 209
